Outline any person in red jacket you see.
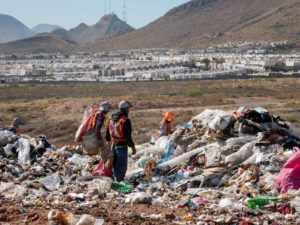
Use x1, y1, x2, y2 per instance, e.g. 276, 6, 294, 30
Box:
106, 100, 136, 182
158, 111, 175, 137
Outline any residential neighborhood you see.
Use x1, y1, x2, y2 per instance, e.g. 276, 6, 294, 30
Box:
0, 41, 299, 83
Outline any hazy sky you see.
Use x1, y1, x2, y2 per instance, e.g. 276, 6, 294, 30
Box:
1, 0, 190, 29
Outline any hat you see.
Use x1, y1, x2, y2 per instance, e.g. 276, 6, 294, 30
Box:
99, 101, 112, 112
163, 111, 175, 122
12, 117, 21, 127
119, 100, 133, 109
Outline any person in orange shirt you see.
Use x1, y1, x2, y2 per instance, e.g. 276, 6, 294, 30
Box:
106, 100, 136, 182
158, 111, 175, 137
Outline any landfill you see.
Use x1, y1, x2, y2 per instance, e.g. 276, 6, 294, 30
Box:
0, 106, 300, 224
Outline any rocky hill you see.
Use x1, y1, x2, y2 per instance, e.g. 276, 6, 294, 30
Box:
0, 33, 76, 54
74, 14, 134, 44
0, 14, 35, 43
84, 0, 300, 50
32, 24, 62, 33
68, 23, 88, 41
52, 28, 72, 41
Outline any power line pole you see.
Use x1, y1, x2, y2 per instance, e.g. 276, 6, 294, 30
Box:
123, 0, 126, 23
109, 0, 111, 14
104, 0, 107, 15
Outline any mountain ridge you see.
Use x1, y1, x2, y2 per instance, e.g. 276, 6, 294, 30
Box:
0, 33, 75, 53
32, 24, 62, 33
0, 14, 35, 43
84, 0, 299, 51
74, 14, 134, 44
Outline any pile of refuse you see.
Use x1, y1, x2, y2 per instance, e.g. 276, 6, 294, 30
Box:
0, 106, 300, 224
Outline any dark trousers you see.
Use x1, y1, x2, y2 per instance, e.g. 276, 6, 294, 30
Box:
113, 144, 128, 182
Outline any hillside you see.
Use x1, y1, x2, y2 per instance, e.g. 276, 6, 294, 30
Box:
52, 28, 72, 41
84, 0, 300, 50
0, 33, 76, 54
68, 23, 88, 41
0, 14, 35, 43
74, 14, 134, 44
32, 24, 62, 33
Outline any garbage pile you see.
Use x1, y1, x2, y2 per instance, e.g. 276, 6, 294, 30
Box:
0, 106, 300, 224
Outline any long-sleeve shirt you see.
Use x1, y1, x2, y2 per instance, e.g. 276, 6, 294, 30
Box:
159, 123, 168, 137
106, 112, 135, 148
94, 113, 105, 140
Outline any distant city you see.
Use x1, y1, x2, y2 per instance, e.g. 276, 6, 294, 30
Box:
0, 41, 299, 83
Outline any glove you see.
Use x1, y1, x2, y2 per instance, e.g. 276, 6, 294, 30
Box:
132, 146, 136, 155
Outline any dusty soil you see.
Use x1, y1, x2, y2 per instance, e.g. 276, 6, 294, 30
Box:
0, 200, 197, 225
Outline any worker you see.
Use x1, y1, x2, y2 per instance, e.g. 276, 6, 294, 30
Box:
158, 111, 175, 137
91, 101, 112, 143
106, 100, 136, 182
0, 117, 21, 134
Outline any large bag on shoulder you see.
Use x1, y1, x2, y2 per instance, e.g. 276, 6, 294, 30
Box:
75, 107, 98, 143
82, 129, 104, 155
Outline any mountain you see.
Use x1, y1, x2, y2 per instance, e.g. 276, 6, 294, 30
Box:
0, 33, 75, 53
52, 28, 72, 42
74, 14, 134, 44
0, 14, 35, 43
32, 24, 62, 33
69, 23, 88, 41
84, 0, 300, 50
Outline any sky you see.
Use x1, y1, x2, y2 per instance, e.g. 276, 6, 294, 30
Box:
1, 0, 190, 29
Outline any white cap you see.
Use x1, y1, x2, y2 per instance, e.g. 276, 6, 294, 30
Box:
119, 100, 133, 109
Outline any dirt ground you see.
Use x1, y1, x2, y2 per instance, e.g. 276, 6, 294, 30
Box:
0, 200, 199, 225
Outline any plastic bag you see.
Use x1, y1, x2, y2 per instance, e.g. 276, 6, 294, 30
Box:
4, 144, 15, 156
68, 154, 90, 166
158, 144, 209, 170
0, 182, 27, 198
38, 173, 61, 191
242, 146, 269, 165
90, 160, 112, 177
275, 147, 300, 193
138, 156, 150, 168
82, 129, 104, 155
191, 109, 232, 131
205, 145, 223, 167
75, 107, 98, 142
219, 198, 245, 211
225, 141, 256, 167
76, 215, 104, 225
0, 130, 18, 147
132, 146, 162, 160
128, 192, 152, 205
155, 136, 170, 149
100, 143, 113, 164
17, 138, 31, 168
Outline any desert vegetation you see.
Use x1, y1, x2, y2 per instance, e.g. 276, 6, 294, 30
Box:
0, 78, 299, 147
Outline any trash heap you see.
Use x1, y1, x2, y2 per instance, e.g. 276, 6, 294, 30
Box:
127, 107, 300, 224
0, 106, 300, 224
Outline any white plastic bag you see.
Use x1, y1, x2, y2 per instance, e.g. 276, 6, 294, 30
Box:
38, 173, 61, 191
17, 138, 31, 168
155, 136, 170, 149
225, 141, 256, 167
130, 192, 152, 205
191, 109, 232, 131
0, 130, 18, 147
4, 144, 14, 156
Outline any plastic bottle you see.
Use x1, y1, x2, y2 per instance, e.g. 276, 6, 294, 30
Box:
246, 196, 279, 209
111, 181, 133, 193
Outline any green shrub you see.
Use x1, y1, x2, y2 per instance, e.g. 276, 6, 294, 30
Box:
186, 89, 202, 97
